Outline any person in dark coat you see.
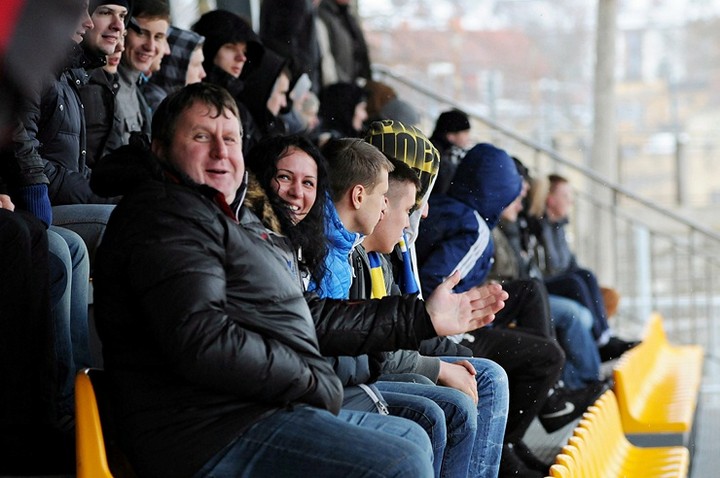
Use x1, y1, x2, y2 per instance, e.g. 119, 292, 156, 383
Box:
317, 81, 368, 141
235, 47, 292, 145
259, 0, 322, 94
530, 173, 640, 361
8, 0, 121, 267
80, 0, 132, 169
192, 9, 265, 154
429, 108, 472, 196
317, 0, 372, 86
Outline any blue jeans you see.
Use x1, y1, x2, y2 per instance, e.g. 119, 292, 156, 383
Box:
378, 357, 509, 478
52, 204, 114, 266
376, 386, 449, 477
193, 406, 434, 478
378, 382, 472, 478
545, 268, 612, 344
443, 357, 509, 478
548, 295, 601, 389
47, 226, 90, 421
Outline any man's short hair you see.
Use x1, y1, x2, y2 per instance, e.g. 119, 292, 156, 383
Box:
322, 139, 394, 203
130, 0, 169, 20
152, 83, 240, 152
388, 158, 420, 191
548, 173, 569, 193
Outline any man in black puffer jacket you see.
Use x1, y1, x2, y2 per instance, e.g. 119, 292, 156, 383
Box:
91, 83, 506, 478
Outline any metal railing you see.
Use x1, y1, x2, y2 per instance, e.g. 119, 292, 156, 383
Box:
373, 64, 720, 368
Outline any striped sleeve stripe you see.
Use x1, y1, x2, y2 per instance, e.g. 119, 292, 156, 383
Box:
454, 211, 491, 280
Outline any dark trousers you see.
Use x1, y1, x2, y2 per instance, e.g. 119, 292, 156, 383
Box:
0, 210, 74, 474
544, 267, 610, 340
494, 278, 555, 339
0, 209, 52, 426
462, 326, 564, 443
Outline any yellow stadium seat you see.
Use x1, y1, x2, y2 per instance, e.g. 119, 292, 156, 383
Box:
75, 368, 137, 478
613, 313, 703, 440
75, 368, 113, 478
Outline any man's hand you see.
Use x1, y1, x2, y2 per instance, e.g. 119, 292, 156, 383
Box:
0, 194, 15, 211
425, 271, 508, 337
438, 360, 478, 404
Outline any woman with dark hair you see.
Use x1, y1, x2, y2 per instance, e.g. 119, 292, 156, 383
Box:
245, 134, 329, 286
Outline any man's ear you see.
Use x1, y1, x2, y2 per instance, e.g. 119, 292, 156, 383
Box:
351, 184, 365, 210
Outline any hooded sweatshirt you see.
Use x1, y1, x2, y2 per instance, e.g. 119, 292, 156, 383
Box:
235, 47, 289, 144
143, 27, 205, 111
415, 143, 522, 296
364, 119, 440, 299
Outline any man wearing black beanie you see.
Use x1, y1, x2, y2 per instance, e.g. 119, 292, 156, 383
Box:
85, 1, 132, 58
430, 108, 473, 196
80, 0, 131, 169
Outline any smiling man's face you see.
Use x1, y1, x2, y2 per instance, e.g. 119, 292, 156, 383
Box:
159, 101, 245, 203
84, 4, 127, 55
123, 16, 169, 73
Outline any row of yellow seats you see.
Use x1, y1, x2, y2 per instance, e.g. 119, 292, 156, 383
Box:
547, 390, 689, 478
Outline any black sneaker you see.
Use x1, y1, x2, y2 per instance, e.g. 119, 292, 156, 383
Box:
512, 440, 551, 473
538, 381, 607, 433
599, 336, 640, 362
499, 443, 545, 478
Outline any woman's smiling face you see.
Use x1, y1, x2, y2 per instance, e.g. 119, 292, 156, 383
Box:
273, 147, 318, 224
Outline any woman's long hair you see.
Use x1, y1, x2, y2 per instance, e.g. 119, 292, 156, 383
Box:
246, 134, 330, 285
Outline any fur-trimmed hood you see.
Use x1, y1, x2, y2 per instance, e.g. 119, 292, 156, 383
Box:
242, 173, 283, 235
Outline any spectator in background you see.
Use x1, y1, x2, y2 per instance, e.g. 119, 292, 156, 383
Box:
259, 0, 322, 95
317, 0, 372, 87
80, 0, 130, 170
364, 80, 421, 128
117, 0, 170, 144
379, 98, 421, 128
365, 80, 398, 123
491, 190, 604, 392
430, 109, 473, 196
530, 174, 640, 361
317, 82, 368, 144
299, 91, 321, 132
10, 0, 119, 208
192, 9, 265, 154
143, 26, 206, 111
235, 48, 291, 145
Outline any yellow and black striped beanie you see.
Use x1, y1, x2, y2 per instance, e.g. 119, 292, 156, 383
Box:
364, 119, 439, 207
